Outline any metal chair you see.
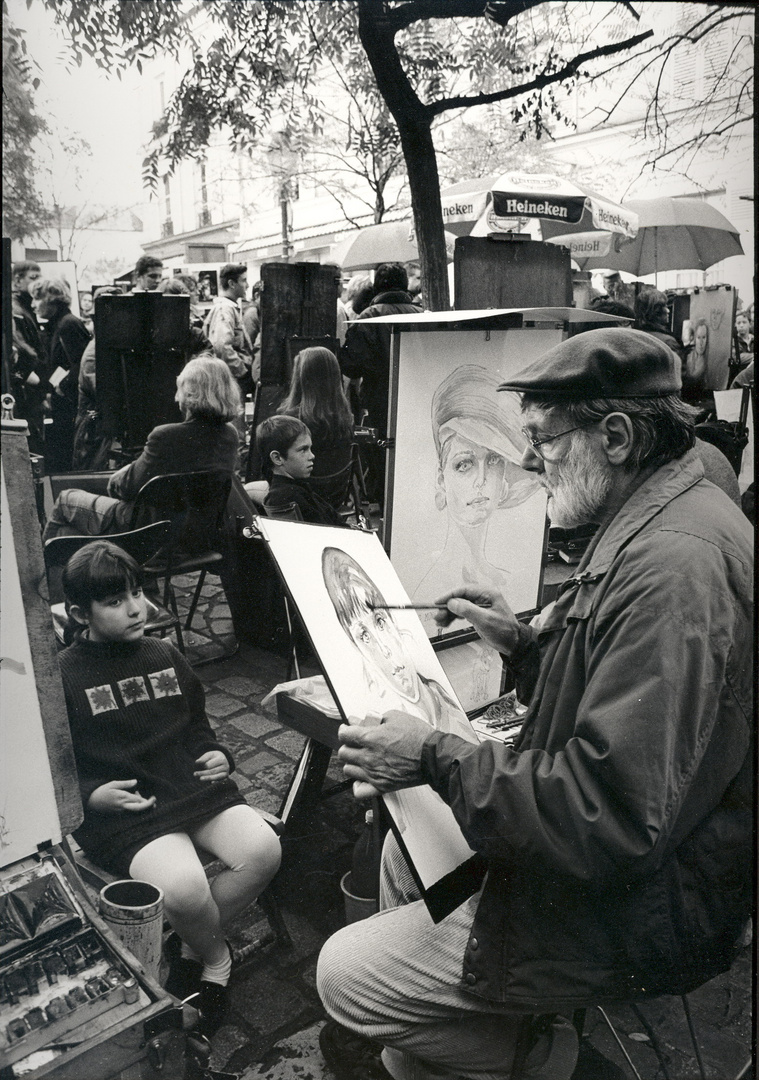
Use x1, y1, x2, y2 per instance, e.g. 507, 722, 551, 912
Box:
43, 521, 183, 650
308, 444, 371, 529
128, 471, 235, 657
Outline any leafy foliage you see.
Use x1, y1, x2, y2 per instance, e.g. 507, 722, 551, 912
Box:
2, 14, 52, 240
30, 0, 656, 307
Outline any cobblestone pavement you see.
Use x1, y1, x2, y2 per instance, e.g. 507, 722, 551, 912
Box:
171, 574, 753, 1080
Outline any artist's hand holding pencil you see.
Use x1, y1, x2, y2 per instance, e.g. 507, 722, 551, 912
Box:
338, 712, 433, 799
433, 586, 521, 657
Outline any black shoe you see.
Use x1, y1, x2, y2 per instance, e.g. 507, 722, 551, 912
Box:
163, 933, 203, 1002
319, 1020, 392, 1080
197, 979, 229, 1039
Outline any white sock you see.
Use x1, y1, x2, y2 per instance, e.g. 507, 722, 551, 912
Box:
181, 942, 202, 963
201, 947, 232, 987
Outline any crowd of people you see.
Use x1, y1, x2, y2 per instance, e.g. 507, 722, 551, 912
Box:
6, 245, 754, 1073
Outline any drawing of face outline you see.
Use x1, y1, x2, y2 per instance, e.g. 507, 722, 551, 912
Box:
694, 323, 708, 356
346, 585, 419, 700
438, 432, 507, 529
322, 548, 420, 703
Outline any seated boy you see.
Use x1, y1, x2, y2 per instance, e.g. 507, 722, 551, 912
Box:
258, 415, 346, 526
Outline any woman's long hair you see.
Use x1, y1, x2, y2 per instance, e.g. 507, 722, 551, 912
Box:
279, 347, 353, 443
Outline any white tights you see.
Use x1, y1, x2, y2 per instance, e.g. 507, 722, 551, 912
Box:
129, 804, 281, 967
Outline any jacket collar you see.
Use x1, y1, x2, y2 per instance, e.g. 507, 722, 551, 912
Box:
372, 290, 414, 305
573, 450, 705, 582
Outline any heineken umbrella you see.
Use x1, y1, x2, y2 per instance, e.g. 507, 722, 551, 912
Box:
333, 219, 456, 271
439, 175, 500, 236
574, 197, 743, 276
470, 172, 638, 256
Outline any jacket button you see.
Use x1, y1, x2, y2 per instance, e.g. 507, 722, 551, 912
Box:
465, 972, 477, 985
470, 938, 478, 950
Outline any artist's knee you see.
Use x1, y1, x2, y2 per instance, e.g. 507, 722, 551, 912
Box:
316, 922, 374, 1022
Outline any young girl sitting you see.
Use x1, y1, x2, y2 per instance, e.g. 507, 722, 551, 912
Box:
57, 541, 281, 1035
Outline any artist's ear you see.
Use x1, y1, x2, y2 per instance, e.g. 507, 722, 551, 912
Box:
67, 604, 89, 627
434, 469, 446, 511
599, 412, 634, 467
269, 449, 284, 468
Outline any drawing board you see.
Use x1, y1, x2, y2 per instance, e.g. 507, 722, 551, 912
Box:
688, 288, 736, 391
257, 518, 486, 921
387, 327, 557, 645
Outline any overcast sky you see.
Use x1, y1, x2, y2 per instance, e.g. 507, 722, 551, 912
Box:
9, 0, 149, 209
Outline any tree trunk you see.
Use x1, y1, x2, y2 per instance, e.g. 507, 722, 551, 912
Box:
357, 1, 450, 310
396, 116, 449, 310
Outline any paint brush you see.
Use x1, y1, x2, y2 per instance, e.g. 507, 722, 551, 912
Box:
369, 601, 493, 611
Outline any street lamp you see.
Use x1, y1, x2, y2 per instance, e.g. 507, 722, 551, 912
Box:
267, 126, 297, 262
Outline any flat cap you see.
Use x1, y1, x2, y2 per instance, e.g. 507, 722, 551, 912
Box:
498, 328, 682, 398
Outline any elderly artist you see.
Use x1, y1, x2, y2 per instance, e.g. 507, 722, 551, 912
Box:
316, 329, 753, 1080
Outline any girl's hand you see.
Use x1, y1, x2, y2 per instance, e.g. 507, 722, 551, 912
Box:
194, 750, 230, 781
88, 780, 156, 813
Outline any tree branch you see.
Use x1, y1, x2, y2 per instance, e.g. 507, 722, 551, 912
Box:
426, 28, 653, 115
383, 1, 543, 34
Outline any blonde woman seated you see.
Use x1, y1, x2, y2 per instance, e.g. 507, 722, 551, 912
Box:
43, 356, 241, 540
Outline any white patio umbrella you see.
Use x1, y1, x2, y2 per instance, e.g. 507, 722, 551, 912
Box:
332, 220, 456, 271
575, 197, 744, 277
468, 172, 638, 256
439, 175, 499, 235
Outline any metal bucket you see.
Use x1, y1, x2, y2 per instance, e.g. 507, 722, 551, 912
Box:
99, 879, 164, 981
340, 871, 378, 924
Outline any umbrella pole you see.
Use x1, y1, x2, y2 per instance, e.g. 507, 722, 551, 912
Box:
654, 228, 658, 289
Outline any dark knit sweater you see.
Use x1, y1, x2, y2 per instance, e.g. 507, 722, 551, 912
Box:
264, 474, 346, 526
58, 636, 244, 873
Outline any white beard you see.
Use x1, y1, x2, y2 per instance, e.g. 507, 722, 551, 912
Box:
545, 434, 613, 528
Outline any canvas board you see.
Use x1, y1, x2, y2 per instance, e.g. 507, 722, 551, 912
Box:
387, 327, 556, 644
436, 638, 504, 715
714, 388, 754, 493
257, 518, 486, 921
687, 288, 736, 391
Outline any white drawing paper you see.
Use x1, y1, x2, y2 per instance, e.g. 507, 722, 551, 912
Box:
388, 328, 555, 648
258, 519, 481, 915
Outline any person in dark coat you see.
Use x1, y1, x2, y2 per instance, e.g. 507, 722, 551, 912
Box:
43, 356, 241, 540
258, 415, 345, 527
341, 262, 423, 505
278, 346, 354, 503
34, 276, 92, 471
10, 260, 47, 452
316, 329, 752, 1080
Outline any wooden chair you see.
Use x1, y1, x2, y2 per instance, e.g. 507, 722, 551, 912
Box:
43, 521, 183, 650
128, 471, 235, 659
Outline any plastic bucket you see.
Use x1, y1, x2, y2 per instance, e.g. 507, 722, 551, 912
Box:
340, 871, 378, 924
99, 879, 164, 981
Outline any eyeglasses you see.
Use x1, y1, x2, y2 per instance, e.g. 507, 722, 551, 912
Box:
520, 425, 588, 459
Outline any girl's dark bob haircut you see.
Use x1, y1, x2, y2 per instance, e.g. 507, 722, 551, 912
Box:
62, 541, 144, 614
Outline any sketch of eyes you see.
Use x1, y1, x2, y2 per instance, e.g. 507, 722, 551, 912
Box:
451, 451, 504, 474
451, 453, 475, 473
